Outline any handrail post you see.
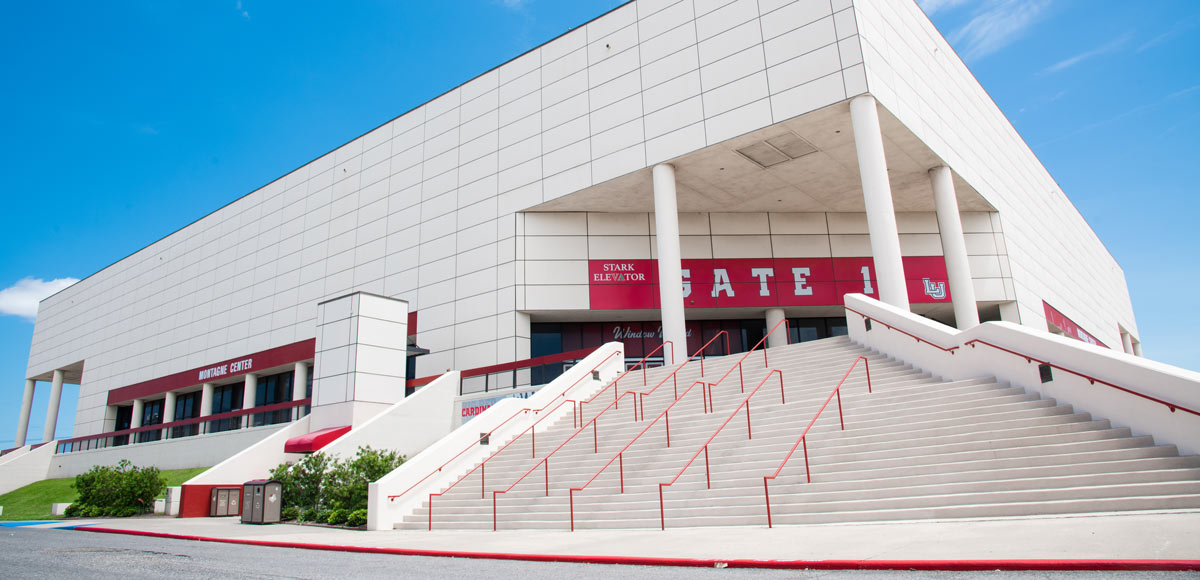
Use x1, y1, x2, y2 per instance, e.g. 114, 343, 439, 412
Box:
569, 490, 576, 531
779, 371, 786, 404
658, 484, 666, 530
864, 357, 872, 393
665, 411, 671, 447
803, 438, 810, 483
593, 421, 598, 453
704, 446, 711, 488
739, 363, 745, 393
836, 388, 844, 430
763, 478, 773, 528
745, 402, 752, 440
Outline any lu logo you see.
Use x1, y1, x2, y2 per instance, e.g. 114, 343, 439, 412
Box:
922, 278, 947, 300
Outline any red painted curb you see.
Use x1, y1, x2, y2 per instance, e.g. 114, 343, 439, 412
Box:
73, 526, 1200, 571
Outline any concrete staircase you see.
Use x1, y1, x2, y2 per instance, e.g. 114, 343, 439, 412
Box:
397, 336, 1200, 530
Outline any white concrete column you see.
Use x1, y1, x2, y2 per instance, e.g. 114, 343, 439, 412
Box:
765, 308, 787, 349
42, 370, 65, 443
130, 399, 145, 429
850, 95, 909, 310
1133, 340, 1143, 357
930, 166, 979, 328
199, 383, 214, 416
243, 373, 258, 428
293, 362, 308, 401
163, 391, 177, 424
1121, 331, 1135, 355
243, 373, 258, 410
15, 379, 35, 447
653, 163, 687, 365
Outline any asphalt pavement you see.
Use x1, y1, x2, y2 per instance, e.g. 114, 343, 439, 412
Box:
1, 526, 1196, 580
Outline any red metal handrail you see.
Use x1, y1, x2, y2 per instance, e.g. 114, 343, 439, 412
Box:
426, 396, 580, 530
390, 349, 626, 507
489, 391, 638, 530
55, 398, 312, 450
696, 318, 790, 398
762, 356, 871, 528
565, 380, 713, 531
845, 307, 959, 354
636, 330, 730, 420
578, 341, 674, 418
656, 369, 786, 530
964, 339, 1200, 418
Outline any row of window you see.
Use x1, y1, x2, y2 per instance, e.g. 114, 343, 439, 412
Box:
109, 368, 313, 446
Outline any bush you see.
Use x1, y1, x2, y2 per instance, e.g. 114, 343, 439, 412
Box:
314, 510, 331, 524
281, 506, 299, 521
344, 509, 368, 527
325, 509, 347, 526
270, 446, 405, 517
63, 503, 81, 517
299, 508, 318, 522
71, 460, 165, 517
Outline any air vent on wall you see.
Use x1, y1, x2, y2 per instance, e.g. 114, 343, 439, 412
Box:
736, 131, 819, 168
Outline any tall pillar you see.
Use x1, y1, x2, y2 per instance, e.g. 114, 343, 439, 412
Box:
163, 391, 177, 424
1133, 340, 1143, 357
16, 379, 35, 447
1121, 331, 1135, 355
850, 95, 908, 310
42, 370, 65, 443
765, 308, 787, 348
130, 399, 145, 429
243, 373, 258, 427
653, 163, 687, 365
243, 374, 258, 409
293, 362, 308, 401
199, 383, 214, 416
930, 166, 979, 328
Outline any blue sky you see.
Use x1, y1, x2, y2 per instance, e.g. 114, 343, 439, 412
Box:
0, 0, 1196, 447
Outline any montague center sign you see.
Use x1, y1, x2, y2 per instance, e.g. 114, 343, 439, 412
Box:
588, 257, 952, 310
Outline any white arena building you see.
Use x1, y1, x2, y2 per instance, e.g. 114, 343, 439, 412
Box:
5, 0, 1196, 529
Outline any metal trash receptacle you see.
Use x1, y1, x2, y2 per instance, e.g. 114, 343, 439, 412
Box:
240, 479, 282, 524
209, 487, 241, 517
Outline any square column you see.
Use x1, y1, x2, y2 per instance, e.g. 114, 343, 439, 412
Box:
652, 163, 687, 365
311, 292, 409, 430
15, 379, 35, 447
242, 373, 258, 427
42, 370, 64, 443
765, 308, 787, 349
293, 362, 308, 401
130, 398, 145, 429
930, 166, 980, 328
850, 95, 909, 310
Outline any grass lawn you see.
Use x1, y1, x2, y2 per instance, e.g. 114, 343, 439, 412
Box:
0, 466, 209, 521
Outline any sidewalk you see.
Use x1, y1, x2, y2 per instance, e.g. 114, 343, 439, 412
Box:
52, 509, 1200, 569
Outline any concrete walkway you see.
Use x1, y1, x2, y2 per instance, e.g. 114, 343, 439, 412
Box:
47, 509, 1200, 566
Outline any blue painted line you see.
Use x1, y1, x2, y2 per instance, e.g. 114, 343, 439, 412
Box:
0, 521, 60, 527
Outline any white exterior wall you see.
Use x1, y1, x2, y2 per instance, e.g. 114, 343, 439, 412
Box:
519, 209, 1013, 308
28, 0, 869, 439
852, 0, 1136, 345
24, 0, 1133, 445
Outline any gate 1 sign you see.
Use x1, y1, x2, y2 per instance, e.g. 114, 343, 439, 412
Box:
588, 257, 951, 310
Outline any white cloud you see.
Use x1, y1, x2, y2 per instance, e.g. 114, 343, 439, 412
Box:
236, 0, 249, 19
950, 0, 1050, 61
0, 277, 79, 321
1043, 33, 1130, 74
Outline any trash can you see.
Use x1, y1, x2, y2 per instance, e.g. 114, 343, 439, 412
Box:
240, 479, 282, 524
209, 487, 241, 517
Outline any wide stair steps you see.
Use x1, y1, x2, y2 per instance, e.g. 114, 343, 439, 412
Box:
397, 336, 1200, 530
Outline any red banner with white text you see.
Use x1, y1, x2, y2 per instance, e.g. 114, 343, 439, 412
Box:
589, 257, 951, 310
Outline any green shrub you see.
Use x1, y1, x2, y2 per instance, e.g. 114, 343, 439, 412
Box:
83, 505, 103, 518
314, 510, 331, 524
270, 446, 404, 517
63, 503, 81, 517
72, 460, 164, 516
325, 509, 347, 526
344, 509, 368, 527
299, 508, 317, 522
280, 506, 299, 521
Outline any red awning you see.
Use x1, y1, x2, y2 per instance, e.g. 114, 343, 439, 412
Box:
283, 425, 350, 453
